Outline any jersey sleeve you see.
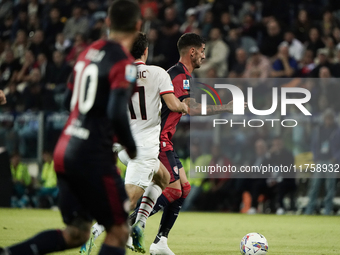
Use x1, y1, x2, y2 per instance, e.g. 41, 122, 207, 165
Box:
159, 69, 174, 95
109, 59, 137, 90
172, 73, 190, 101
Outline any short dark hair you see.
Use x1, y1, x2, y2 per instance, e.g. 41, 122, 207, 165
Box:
131, 32, 148, 59
177, 33, 205, 55
108, 0, 140, 32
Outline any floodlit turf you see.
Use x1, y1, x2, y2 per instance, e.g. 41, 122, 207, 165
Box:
0, 209, 339, 255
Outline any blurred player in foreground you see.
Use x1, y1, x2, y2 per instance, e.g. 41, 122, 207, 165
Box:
129, 33, 246, 255
0, 1, 141, 255
0, 90, 6, 105
80, 32, 188, 254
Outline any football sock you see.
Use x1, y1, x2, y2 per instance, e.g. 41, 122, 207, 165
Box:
154, 182, 191, 243
92, 222, 106, 241
98, 244, 125, 255
135, 183, 162, 227
128, 187, 182, 225
5, 230, 67, 255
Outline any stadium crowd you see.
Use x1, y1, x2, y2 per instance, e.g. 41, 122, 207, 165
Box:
0, 0, 339, 215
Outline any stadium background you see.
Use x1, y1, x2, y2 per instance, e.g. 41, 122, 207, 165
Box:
0, 0, 339, 215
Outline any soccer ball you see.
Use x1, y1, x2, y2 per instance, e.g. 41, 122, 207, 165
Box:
240, 232, 268, 255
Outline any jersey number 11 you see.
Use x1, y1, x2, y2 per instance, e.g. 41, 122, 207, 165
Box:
129, 86, 147, 120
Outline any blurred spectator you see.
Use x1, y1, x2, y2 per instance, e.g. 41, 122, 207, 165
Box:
318, 67, 340, 111
310, 48, 337, 77
200, 11, 213, 39
158, 0, 175, 21
240, 13, 258, 40
28, 30, 49, 59
5, 82, 22, 112
11, 9, 28, 41
292, 9, 312, 43
16, 50, 36, 83
159, 6, 181, 68
13, 0, 28, 17
43, 7, 64, 46
65, 33, 88, 67
12, 30, 28, 61
229, 48, 247, 78
141, 7, 161, 35
0, 15, 14, 43
28, 0, 42, 17
294, 49, 315, 77
247, 139, 273, 214
140, 0, 158, 19
284, 30, 304, 62
54, 33, 72, 53
305, 27, 325, 57
322, 36, 337, 60
267, 137, 296, 215
0, 1, 13, 21
181, 143, 212, 211
88, 18, 105, 43
145, 29, 165, 67
10, 152, 32, 208
227, 28, 257, 69
21, 68, 57, 111
0, 49, 21, 89
180, 8, 199, 34
271, 42, 298, 78
199, 145, 233, 211
45, 51, 72, 86
195, 28, 229, 78
33, 150, 58, 208
305, 109, 338, 215
218, 12, 238, 42
319, 9, 339, 37
62, 5, 89, 41
21, 68, 43, 111
27, 14, 41, 37
243, 46, 271, 79
260, 19, 284, 58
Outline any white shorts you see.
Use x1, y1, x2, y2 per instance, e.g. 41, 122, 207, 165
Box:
118, 145, 160, 190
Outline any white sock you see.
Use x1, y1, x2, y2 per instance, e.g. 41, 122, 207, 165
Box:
91, 222, 105, 241
136, 183, 162, 227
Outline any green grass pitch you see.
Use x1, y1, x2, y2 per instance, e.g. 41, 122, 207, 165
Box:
0, 209, 339, 255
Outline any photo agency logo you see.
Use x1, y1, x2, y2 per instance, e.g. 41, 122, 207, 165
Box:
198, 82, 312, 128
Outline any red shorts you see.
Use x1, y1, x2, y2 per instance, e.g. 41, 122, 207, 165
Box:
159, 150, 183, 183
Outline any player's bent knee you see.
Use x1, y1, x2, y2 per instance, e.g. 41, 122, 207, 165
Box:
63, 220, 91, 248
105, 224, 129, 248
163, 186, 182, 203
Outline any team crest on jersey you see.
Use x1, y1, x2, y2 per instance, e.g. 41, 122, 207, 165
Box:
173, 166, 179, 175
125, 64, 137, 82
183, 79, 190, 90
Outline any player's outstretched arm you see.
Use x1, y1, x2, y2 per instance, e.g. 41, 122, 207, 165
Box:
0, 90, 6, 105
107, 88, 137, 159
182, 98, 247, 116
162, 93, 188, 114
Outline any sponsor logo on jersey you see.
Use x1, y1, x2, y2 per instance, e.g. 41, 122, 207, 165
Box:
173, 166, 179, 175
125, 64, 137, 83
183, 79, 190, 90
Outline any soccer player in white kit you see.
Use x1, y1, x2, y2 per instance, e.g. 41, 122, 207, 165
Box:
80, 32, 188, 255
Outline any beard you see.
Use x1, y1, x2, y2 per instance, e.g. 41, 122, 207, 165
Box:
193, 57, 201, 69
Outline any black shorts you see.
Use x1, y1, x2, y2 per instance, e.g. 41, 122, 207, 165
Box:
159, 150, 183, 183
57, 166, 128, 229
